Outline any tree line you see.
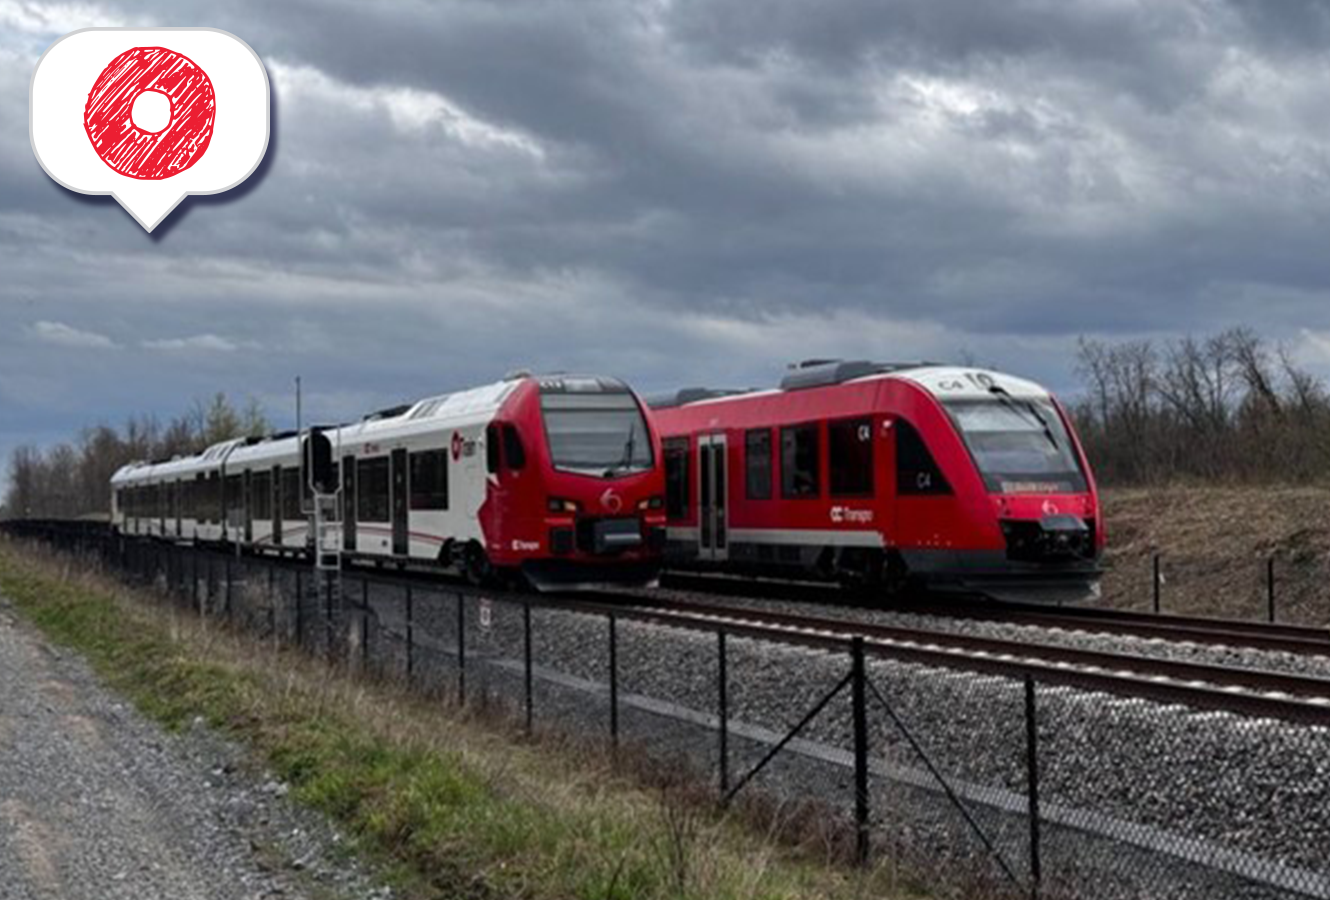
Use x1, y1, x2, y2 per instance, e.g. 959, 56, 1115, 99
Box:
1070, 328, 1330, 485
3, 394, 270, 520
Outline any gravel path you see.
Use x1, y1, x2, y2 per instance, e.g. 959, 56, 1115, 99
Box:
0, 593, 391, 900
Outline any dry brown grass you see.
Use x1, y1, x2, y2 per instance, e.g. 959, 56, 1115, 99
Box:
1100, 485, 1330, 625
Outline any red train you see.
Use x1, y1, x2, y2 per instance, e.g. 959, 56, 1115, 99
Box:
649, 361, 1104, 600
112, 373, 667, 590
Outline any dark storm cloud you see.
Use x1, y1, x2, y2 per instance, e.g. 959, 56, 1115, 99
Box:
8, 0, 1330, 487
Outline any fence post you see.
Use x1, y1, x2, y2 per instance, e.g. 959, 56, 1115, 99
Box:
718, 629, 729, 797
851, 637, 870, 867
1267, 556, 1276, 624
457, 592, 466, 706
224, 556, 232, 620
405, 584, 415, 683
1025, 676, 1043, 899
524, 600, 533, 735
360, 584, 370, 673
1152, 553, 1161, 614
191, 551, 199, 610
295, 568, 303, 646
608, 612, 619, 749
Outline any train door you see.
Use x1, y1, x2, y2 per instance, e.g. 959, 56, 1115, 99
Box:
391, 448, 408, 556
342, 454, 356, 552
697, 433, 728, 561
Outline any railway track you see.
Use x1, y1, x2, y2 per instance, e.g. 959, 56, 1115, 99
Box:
566, 590, 1330, 727
660, 571, 1330, 657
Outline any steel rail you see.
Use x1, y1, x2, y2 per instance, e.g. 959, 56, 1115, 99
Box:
660, 571, 1330, 656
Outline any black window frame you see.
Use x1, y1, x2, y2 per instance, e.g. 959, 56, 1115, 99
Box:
780, 422, 821, 499
502, 424, 526, 471
281, 468, 303, 521
744, 428, 773, 501
663, 436, 691, 520
896, 418, 952, 496
408, 449, 449, 511
829, 417, 875, 498
356, 456, 391, 522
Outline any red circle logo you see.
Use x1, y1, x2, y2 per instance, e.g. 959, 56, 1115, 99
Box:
83, 46, 216, 180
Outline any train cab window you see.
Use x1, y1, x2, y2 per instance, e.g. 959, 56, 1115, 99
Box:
356, 457, 390, 521
896, 419, 951, 495
663, 437, 690, 519
409, 449, 449, 510
251, 471, 272, 520
486, 425, 501, 474
745, 429, 773, 500
502, 424, 526, 471
780, 423, 820, 499
829, 418, 874, 497
281, 468, 303, 521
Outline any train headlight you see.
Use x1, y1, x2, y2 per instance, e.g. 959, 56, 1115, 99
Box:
547, 497, 581, 513
637, 495, 664, 511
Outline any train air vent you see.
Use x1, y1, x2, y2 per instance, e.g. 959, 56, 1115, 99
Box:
646, 387, 746, 409
779, 359, 941, 391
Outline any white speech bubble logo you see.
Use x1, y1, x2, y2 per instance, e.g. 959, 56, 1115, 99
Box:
31, 28, 269, 233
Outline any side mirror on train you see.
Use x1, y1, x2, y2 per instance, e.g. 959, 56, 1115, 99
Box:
304, 429, 336, 494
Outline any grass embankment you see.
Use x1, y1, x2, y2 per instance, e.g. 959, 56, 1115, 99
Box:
0, 541, 924, 900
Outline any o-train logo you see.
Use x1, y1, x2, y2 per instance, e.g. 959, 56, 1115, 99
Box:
451, 431, 477, 462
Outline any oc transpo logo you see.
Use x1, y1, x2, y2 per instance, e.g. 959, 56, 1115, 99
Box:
599, 489, 623, 513
30, 28, 269, 232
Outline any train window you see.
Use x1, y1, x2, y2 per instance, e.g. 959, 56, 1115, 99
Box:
745, 429, 772, 500
409, 450, 449, 510
251, 471, 272, 520
780, 423, 820, 499
829, 418, 874, 497
664, 437, 690, 519
356, 457, 390, 521
896, 419, 951, 495
207, 471, 221, 524
282, 468, 303, 521
486, 425, 501, 474
502, 424, 526, 471
225, 475, 244, 527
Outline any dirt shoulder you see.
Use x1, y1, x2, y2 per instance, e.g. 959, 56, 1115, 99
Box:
1100, 485, 1330, 625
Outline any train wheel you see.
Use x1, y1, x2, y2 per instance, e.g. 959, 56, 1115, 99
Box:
463, 542, 493, 587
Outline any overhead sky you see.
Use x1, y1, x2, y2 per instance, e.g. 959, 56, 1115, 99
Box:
6, 0, 1330, 487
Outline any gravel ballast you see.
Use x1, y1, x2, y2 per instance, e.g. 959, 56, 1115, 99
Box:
0, 593, 390, 900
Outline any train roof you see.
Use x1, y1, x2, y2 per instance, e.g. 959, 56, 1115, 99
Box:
646, 360, 1050, 410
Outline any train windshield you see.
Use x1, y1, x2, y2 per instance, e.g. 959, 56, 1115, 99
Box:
541, 392, 654, 476
944, 398, 1087, 494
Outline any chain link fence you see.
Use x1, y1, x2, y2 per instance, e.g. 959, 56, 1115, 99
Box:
6, 522, 1330, 900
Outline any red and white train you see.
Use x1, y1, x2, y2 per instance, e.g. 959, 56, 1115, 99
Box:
111, 373, 666, 589
649, 360, 1104, 600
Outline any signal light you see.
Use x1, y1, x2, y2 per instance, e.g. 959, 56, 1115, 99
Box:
548, 497, 580, 513
637, 495, 664, 511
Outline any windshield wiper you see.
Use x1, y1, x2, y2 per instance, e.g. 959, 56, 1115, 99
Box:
989, 385, 1059, 450
605, 422, 637, 477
